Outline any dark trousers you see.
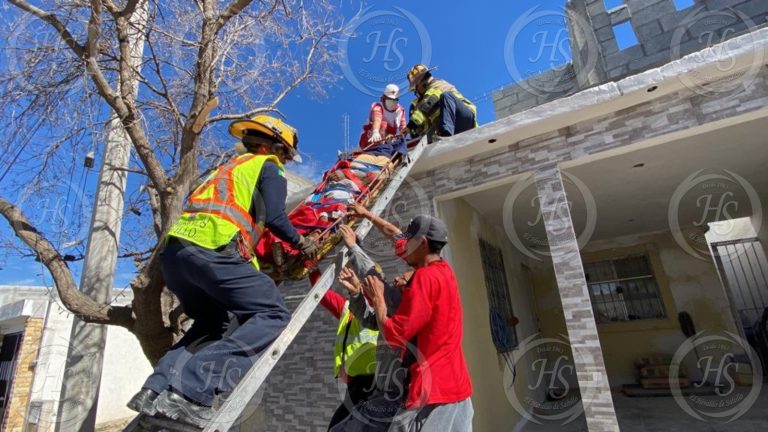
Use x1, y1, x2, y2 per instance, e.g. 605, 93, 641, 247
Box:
142, 239, 291, 406
438, 92, 475, 136
328, 374, 376, 429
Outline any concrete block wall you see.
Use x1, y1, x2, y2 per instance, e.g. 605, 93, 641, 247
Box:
493, 0, 768, 119
597, 0, 768, 81
494, 64, 581, 119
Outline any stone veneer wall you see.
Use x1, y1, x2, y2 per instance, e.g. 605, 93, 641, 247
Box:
254, 280, 341, 431
2, 318, 44, 432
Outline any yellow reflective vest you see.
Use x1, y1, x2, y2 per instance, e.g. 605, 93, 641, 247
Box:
334, 301, 378, 378
168, 153, 281, 269
408, 78, 477, 136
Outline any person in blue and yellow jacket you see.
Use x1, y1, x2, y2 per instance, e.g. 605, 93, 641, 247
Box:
127, 115, 319, 427
406, 64, 477, 140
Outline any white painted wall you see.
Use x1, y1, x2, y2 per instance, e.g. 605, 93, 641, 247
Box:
96, 323, 153, 424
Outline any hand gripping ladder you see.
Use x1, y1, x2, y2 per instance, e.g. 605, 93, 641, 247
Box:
125, 136, 428, 432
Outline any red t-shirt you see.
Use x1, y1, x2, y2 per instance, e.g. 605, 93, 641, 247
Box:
381, 260, 472, 408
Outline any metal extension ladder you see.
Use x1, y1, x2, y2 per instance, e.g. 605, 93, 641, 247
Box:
125, 136, 428, 432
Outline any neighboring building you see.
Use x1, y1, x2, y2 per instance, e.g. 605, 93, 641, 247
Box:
259, 1, 768, 431
0, 286, 152, 431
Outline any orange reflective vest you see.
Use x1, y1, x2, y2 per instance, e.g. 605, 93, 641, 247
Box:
168, 154, 281, 269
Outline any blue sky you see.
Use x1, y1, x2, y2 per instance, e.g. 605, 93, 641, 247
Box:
0, 0, 572, 288
283, 0, 571, 181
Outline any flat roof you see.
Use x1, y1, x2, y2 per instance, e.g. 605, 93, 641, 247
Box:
412, 27, 768, 174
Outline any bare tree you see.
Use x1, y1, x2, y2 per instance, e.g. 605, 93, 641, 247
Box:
0, 0, 347, 362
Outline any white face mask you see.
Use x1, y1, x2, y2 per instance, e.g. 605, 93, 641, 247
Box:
384, 99, 398, 111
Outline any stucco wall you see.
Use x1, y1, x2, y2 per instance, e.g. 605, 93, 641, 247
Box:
96, 324, 154, 424
439, 198, 544, 430
529, 229, 740, 385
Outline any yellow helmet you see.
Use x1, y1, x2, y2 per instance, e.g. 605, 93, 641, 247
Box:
407, 64, 434, 90
229, 115, 301, 161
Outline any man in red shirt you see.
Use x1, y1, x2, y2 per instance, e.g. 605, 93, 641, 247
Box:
356, 211, 473, 431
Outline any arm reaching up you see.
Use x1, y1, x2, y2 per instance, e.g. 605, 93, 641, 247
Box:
347, 202, 401, 241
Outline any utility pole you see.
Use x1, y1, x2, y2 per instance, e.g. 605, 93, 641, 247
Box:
56, 3, 148, 430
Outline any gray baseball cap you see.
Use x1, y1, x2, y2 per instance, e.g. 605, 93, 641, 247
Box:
395, 215, 449, 243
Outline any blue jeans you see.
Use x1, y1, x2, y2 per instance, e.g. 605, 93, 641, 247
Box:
438, 92, 475, 137
142, 238, 291, 406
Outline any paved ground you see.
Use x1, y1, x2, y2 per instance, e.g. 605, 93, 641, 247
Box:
517, 385, 768, 431
95, 417, 133, 431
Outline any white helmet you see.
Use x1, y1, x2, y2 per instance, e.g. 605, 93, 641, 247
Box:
382, 84, 399, 100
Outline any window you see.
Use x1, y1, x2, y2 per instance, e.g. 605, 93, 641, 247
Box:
603, 0, 624, 11
673, 0, 695, 10
584, 254, 666, 323
613, 22, 639, 50
479, 239, 518, 352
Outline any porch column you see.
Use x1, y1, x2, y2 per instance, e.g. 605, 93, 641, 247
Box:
533, 165, 620, 432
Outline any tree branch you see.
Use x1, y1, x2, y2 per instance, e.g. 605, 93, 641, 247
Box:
0, 197, 134, 328
208, 29, 324, 123
7, 0, 85, 58
213, 0, 259, 34
8, 0, 171, 201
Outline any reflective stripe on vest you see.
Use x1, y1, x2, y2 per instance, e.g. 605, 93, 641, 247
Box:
410, 79, 477, 130
169, 154, 281, 267
333, 301, 378, 378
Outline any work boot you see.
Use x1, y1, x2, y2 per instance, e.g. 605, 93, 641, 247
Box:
154, 390, 215, 428
127, 388, 159, 414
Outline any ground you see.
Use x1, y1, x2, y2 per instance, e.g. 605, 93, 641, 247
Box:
519, 385, 768, 431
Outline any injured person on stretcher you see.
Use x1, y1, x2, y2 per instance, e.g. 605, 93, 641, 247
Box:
255, 136, 409, 280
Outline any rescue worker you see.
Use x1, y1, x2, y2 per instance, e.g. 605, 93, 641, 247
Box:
359, 84, 408, 150
127, 115, 319, 427
405, 64, 477, 140
320, 260, 378, 428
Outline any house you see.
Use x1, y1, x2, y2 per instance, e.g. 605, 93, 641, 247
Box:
0, 286, 152, 431
260, 0, 768, 431
2, 0, 767, 430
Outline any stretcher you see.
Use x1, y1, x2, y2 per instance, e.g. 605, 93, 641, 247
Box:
255, 135, 418, 281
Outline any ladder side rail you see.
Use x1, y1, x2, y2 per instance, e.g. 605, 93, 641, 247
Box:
204, 136, 428, 432
126, 137, 429, 432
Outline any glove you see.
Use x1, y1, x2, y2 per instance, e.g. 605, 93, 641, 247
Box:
368, 130, 382, 143
297, 235, 319, 259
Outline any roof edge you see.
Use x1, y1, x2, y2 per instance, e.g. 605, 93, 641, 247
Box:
413, 27, 768, 174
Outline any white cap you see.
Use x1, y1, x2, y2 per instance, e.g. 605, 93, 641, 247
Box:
383, 84, 399, 100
